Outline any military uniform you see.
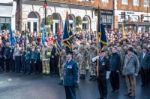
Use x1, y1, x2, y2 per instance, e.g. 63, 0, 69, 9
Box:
58, 48, 66, 84
95, 51, 109, 99
25, 47, 31, 74
89, 43, 97, 81
30, 47, 38, 73
21, 49, 26, 73
3, 44, 11, 72
41, 46, 51, 74
63, 57, 78, 99
73, 47, 83, 83
79, 43, 89, 79
36, 48, 42, 73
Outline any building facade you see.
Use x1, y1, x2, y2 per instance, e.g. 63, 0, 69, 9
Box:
14, 0, 150, 33
114, 0, 150, 32
0, 0, 16, 31
15, 0, 114, 34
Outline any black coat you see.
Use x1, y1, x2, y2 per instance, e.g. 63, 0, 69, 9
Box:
3, 47, 11, 59
99, 56, 109, 74
139, 52, 150, 69
109, 53, 121, 71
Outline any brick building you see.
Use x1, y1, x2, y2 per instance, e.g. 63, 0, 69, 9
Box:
14, 0, 114, 33
4, 0, 150, 32
114, 0, 150, 32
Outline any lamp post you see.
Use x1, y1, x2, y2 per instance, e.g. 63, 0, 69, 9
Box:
43, 0, 48, 26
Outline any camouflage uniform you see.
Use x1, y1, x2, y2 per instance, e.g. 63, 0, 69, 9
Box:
73, 47, 83, 83
79, 42, 89, 79
59, 48, 66, 82
41, 45, 51, 74
89, 43, 97, 80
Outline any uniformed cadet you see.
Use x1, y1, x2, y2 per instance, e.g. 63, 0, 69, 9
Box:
3, 42, 11, 72
36, 47, 42, 73
30, 45, 38, 73
73, 46, 83, 83
13, 44, 22, 73
25, 46, 31, 74
79, 41, 89, 79
41, 43, 51, 74
63, 51, 78, 99
89, 42, 97, 81
21, 48, 26, 74
93, 50, 109, 99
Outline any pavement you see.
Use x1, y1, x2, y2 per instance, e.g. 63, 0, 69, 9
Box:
0, 73, 149, 99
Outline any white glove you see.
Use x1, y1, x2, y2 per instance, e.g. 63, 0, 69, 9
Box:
92, 56, 99, 62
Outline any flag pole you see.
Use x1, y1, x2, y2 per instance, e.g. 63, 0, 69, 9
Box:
96, 6, 100, 77
24, 24, 27, 51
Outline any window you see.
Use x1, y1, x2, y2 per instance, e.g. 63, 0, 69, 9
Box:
122, 0, 128, 5
0, 17, 11, 23
33, 22, 37, 32
133, 0, 139, 6
102, 0, 109, 3
144, 0, 149, 6
27, 22, 31, 32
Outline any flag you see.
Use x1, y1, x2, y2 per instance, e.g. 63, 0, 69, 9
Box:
62, 13, 73, 52
8, 25, 16, 46
42, 27, 46, 45
55, 31, 62, 52
56, 19, 62, 47
100, 24, 107, 49
96, 7, 107, 49
56, 21, 61, 36
121, 23, 126, 39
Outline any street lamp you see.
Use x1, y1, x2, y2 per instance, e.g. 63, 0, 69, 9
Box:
43, 0, 48, 26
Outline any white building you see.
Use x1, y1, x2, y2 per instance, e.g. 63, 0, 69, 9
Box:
21, 0, 97, 34
0, 0, 16, 31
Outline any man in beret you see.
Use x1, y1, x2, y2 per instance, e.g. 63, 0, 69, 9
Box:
63, 51, 78, 99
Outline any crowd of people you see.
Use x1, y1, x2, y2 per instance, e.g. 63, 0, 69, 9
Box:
0, 29, 150, 99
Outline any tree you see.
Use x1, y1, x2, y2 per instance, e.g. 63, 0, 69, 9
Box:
75, 16, 82, 32
46, 15, 53, 33
46, 15, 53, 25
75, 16, 82, 26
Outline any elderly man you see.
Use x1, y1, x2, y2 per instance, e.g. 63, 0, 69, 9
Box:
109, 47, 121, 92
139, 47, 150, 87
123, 47, 139, 98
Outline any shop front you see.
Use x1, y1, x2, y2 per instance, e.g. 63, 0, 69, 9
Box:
100, 9, 113, 32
